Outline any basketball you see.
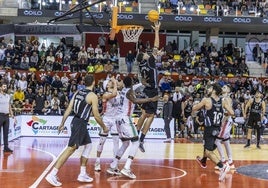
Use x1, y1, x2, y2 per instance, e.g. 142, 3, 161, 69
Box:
148, 10, 159, 23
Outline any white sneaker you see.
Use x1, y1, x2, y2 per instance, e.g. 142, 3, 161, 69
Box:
45, 173, 62, 187
120, 168, 136, 179
106, 167, 121, 176
219, 163, 230, 181
94, 161, 101, 171
77, 173, 93, 183
163, 138, 171, 143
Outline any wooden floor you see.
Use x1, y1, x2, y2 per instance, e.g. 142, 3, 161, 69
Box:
1, 136, 268, 188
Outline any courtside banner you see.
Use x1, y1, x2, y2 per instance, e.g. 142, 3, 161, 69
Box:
1, 117, 21, 144
19, 115, 174, 139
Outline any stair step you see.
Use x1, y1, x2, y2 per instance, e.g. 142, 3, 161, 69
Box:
246, 61, 265, 76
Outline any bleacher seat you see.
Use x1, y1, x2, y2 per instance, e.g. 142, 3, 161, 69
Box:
164, 8, 172, 14
125, 6, 133, 12
173, 54, 181, 61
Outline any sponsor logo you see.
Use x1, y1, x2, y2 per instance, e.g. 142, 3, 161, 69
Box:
118, 14, 133, 20
262, 19, 268, 24
26, 116, 67, 135
174, 16, 192, 22
84, 12, 103, 19
145, 15, 163, 21
233, 17, 251, 23
54, 11, 73, 17
204, 17, 222, 23
23, 10, 43, 16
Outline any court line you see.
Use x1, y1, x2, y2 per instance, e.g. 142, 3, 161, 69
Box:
0, 169, 25, 173
107, 163, 187, 182
19, 145, 68, 188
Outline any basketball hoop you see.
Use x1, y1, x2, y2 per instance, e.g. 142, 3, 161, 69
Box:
120, 25, 144, 43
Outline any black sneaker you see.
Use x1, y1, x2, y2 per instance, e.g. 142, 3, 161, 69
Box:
244, 144, 250, 148
139, 142, 145, 153
257, 145, 261, 149
4, 147, 13, 153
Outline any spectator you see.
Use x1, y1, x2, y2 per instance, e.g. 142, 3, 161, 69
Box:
103, 60, 114, 73
94, 61, 104, 73
13, 87, 25, 103
33, 87, 46, 115
87, 62, 95, 73
17, 76, 28, 91
98, 35, 106, 52
12, 99, 23, 115
49, 101, 61, 115
51, 75, 63, 91
22, 98, 33, 114
25, 87, 36, 104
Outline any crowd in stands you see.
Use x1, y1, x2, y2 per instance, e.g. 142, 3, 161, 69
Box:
0, 37, 120, 73
137, 38, 249, 78
22, 0, 268, 17
159, 0, 268, 17
0, 34, 266, 138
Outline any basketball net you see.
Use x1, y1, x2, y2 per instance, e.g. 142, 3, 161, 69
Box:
120, 25, 144, 43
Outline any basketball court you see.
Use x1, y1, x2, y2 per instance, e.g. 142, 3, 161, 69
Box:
1, 136, 268, 188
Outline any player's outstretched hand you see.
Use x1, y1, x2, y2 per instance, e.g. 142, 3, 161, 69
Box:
151, 21, 161, 31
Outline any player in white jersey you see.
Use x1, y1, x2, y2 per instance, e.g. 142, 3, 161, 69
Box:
215, 84, 235, 169
106, 76, 158, 179
94, 77, 120, 172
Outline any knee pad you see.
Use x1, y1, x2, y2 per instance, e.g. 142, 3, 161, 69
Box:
97, 136, 107, 152
81, 143, 92, 158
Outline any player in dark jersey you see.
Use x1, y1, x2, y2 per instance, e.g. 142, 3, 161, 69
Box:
136, 21, 162, 153
243, 90, 266, 149
46, 75, 108, 187
192, 83, 234, 182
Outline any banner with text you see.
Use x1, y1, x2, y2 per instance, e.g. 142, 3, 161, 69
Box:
20, 115, 174, 139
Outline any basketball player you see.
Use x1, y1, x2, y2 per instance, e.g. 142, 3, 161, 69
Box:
243, 90, 266, 149
106, 76, 158, 179
46, 75, 109, 187
193, 83, 234, 181
136, 21, 162, 153
94, 76, 120, 172
214, 84, 235, 169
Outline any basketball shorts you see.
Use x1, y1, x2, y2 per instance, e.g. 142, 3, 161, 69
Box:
115, 116, 138, 140
141, 87, 158, 114
68, 116, 91, 148
99, 116, 118, 135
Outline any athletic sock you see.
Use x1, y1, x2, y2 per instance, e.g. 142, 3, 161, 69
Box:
80, 166, 86, 175
140, 133, 146, 142
124, 158, 132, 170
111, 158, 119, 168
50, 168, 59, 176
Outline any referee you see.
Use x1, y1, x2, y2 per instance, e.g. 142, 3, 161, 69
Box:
0, 82, 15, 153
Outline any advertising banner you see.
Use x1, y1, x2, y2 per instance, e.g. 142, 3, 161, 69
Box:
19, 115, 175, 139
